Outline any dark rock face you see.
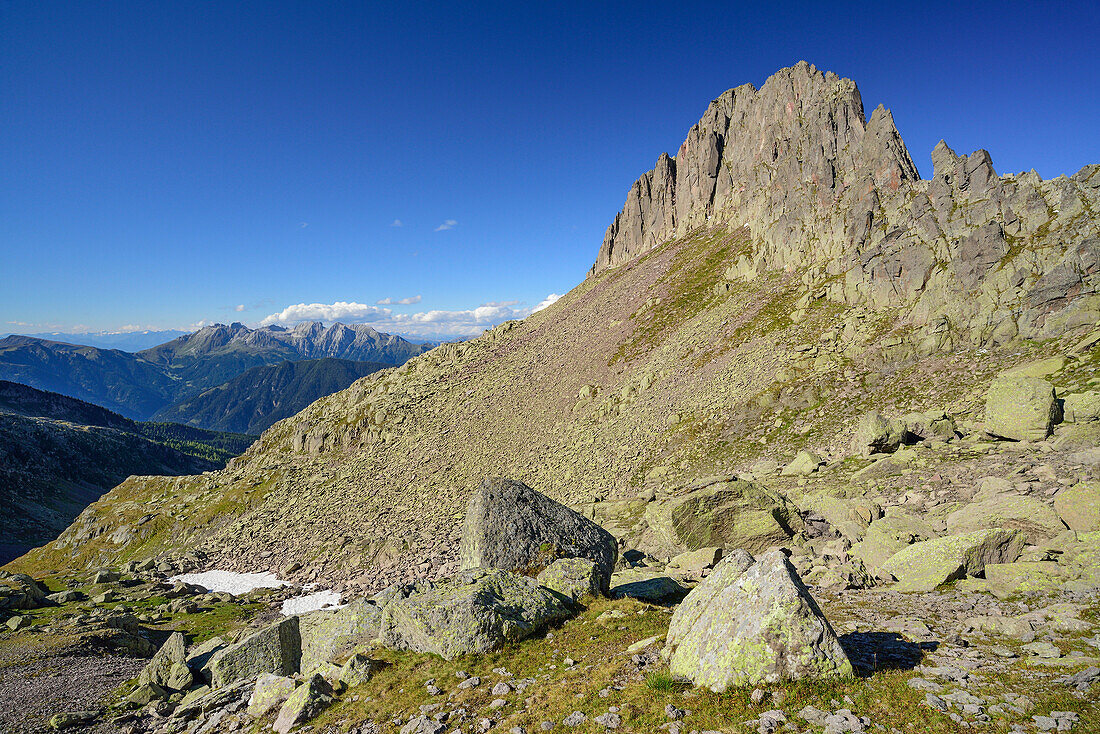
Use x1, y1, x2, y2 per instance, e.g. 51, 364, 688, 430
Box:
459, 477, 618, 591
590, 62, 1100, 345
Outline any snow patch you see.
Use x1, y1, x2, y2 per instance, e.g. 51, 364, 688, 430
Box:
169, 570, 288, 595
281, 589, 344, 615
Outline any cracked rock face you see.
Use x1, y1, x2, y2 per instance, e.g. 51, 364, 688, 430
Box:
591, 61, 1099, 345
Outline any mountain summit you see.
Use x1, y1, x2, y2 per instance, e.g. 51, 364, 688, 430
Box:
594, 61, 1096, 345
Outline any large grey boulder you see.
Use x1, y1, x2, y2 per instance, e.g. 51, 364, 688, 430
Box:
379, 568, 572, 660
985, 375, 1058, 441
667, 549, 853, 690
273, 673, 333, 734
1054, 482, 1100, 532
642, 476, 802, 556
880, 529, 1024, 592
460, 477, 617, 592
138, 632, 191, 691
298, 598, 384, 673
205, 616, 301, 688
945, 492, 1066, 542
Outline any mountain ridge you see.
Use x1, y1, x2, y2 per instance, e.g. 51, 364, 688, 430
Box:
0, 322, 431, 421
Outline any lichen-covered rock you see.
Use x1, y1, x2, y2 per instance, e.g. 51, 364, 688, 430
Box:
1054, 482, 1100, 532
667, 549, 852, 690
667, 547, 725, 578
339, 653, 381, 688
536, 558, 604, 602
642, 476, 801, 556
273, 673, 333, 734
47, 711, 98, 730
880, 529, 1024, 592
609, 571, 688, 604
298, 598, 384, 673
379, 568, 573, 660
946, 492, 1066, 542
851, 412, 907, 455
1063, 392, 1100, 423
666, 549, 755, 651
247, 673, 297, 717
126, 682, 167, 705
781, 451, 824, 476
799, 492, 882, 543
206, 616, 301, 688
985, 375, 1058, 441
460, 477, 618, 592
138, 631, 187, 689
849, 512, 937, 571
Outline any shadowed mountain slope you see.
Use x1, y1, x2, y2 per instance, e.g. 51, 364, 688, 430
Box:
151, 358, 391, 435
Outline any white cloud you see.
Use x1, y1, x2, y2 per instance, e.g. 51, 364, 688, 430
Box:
258, 292, 563, 339
235, 304, 246, 312
391, 219, 403, 227
435, 219, 458, 231
398, 295, 422, 305
532, 293, 561, 312
376, 297, 393, 305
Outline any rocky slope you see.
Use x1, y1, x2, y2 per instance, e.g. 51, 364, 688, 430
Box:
0, 323, 430, 421
0, 381, 254, 564
151, 358, 391, 435
9, 63, 1098, 592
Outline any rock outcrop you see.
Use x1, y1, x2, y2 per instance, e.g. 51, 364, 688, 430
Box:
880, 529, 1025, 592
591, 62, 1099, 347
206, 617, 302, 688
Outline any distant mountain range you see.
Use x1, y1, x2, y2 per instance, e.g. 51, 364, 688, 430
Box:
0, 380, 255, 564
152, 357, 390, 434
1, 330, 190, 351
0, 321, 432, 421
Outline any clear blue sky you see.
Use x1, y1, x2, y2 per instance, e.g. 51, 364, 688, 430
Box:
3, 1, 1098, 338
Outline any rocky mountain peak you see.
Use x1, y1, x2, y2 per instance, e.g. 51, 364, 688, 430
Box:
591, 63, 1098, 347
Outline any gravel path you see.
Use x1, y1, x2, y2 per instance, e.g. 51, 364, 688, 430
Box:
0, 653, 144, 733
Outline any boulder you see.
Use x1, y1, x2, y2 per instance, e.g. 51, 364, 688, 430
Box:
901, 410, 958, 441
378, 568, 572, 660
47, 712, 98, 730
460, 477, 618, 592
799, 492, 882, 543
126, 682, 167, 706
781, 451, 824, 476
666, 549, 755, 651
1063, 392, 1100, 423
667, 547, 724, 577
1054, 482, 1100, 532
205, 616, 301, 688
536, 558, 604, 602
849, 512, 936, 571
273, 674, 333, 734
339, 653, 381, 688
608, 571, 688, 604
984, 562, 1076, 599
298, 598, 384, 673
138, 632, 187, 689
247, 673, 297, 717
946, 493, 1066, 542
984, 375, 1058, 441
851, 412, 907, 455
667, 549, 853, 690
880, 529, 1024, 592
642, 477, 802, 555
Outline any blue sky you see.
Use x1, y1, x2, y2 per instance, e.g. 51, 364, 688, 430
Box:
3, 1, 1098, 339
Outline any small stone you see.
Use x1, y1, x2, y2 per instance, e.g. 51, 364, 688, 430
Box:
665, 704, 685, 720
563, 711, 587, 727
489, 699, 507, 709
751, 688, 766, 704
491, 681, 512, 696
594, 712, 621, 729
